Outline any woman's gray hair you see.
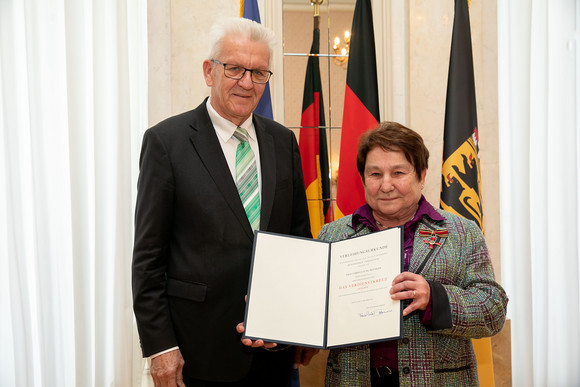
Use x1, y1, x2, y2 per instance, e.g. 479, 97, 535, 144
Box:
207, 17, 276, 65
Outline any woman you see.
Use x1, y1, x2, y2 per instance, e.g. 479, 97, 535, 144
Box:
321, 122, 508, 386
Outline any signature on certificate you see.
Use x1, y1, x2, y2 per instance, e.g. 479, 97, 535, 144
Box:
359, 309, 392, 317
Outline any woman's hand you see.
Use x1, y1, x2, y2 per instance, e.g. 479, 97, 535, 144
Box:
390, 271, 430, 316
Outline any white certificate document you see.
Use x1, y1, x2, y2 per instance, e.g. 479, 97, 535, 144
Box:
243, 228, 402, 349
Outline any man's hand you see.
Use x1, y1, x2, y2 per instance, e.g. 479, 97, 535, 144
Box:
150, 349, 186, 387
236, 322, 278, 349
237, 322, 319, 368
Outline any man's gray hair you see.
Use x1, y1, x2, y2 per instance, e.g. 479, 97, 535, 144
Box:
207, 17, 276, 65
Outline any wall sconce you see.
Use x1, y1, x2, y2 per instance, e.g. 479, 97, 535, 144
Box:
332, 30, 350, 68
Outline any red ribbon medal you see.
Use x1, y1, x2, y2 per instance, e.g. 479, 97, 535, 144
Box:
418, 228, 449, 249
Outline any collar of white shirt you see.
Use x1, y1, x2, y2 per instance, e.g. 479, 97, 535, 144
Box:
206, 97, 256, 143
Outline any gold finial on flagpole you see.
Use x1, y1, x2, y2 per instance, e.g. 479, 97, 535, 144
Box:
311, 0, 324, 17
311, 0, 324, 29
467, 0, 471, 8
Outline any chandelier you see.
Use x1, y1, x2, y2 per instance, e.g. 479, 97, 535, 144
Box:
332, 30, 350, 68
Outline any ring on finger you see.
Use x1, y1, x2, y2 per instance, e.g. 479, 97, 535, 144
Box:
412, 290, 416, 298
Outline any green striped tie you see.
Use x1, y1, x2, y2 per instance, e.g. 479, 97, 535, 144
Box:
234, 127, 260, 231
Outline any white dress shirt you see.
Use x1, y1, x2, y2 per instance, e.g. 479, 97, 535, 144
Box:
206, 98, 262, 201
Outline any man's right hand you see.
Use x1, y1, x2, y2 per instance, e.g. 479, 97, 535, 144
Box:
150, 349, 186, 387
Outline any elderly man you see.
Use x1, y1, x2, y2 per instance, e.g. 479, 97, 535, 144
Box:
132, 17, 315, 387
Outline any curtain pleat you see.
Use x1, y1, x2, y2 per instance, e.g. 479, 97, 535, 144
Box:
498, 0, 580, 385
0, 0, 147, 386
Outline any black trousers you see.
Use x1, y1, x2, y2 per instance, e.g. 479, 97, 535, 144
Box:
183, 347, 294, 387
370, 367, 400, 387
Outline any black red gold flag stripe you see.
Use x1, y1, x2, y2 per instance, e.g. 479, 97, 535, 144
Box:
335, 0, 380, 218
299, 16, 331, 237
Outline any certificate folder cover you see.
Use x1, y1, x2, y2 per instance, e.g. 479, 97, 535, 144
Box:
243, 228, 403, 349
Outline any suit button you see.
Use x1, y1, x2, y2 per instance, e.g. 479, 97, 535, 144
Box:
402, 366, 411, 374
402, 337, 410, 344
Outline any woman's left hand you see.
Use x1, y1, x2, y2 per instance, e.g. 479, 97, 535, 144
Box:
390, 272, 430, 316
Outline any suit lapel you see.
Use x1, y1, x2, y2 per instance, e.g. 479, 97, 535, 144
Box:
254, 116, 275, 231
188, 102, 254, 239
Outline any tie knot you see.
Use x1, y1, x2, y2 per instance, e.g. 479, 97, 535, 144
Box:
233, 127, 250, 143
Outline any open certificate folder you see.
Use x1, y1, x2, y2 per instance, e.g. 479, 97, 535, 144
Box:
243, 228, 403, 349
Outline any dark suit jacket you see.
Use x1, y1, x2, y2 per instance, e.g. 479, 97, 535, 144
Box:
132, 99, 311, 382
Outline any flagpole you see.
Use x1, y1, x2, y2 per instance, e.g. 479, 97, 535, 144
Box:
312, 0, 324, 31
312, 0, 324, 18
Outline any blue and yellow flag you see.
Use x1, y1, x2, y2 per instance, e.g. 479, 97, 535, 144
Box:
241, 0, 273, 119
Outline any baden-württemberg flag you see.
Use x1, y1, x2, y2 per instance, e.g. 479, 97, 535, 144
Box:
299, 16, 331, 238
440, 0, 484, 231
441, 2, 494, 384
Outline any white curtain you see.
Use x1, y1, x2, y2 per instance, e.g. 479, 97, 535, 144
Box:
498, 0, 580, 385
0, 0, 147, 385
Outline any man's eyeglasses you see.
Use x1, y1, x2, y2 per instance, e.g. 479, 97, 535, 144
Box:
211, 59, 273, 84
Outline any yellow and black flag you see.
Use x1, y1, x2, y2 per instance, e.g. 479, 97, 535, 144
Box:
441, 0, 484, 231
441, 1, 495, 384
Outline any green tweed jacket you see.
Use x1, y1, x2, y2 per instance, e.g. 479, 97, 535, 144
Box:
320, 208, 508, 387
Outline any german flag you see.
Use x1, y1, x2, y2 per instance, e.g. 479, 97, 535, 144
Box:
299, 15, 331, 238
440, 0, 484, 231
335, 0, 380, 218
